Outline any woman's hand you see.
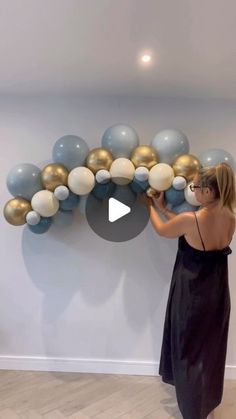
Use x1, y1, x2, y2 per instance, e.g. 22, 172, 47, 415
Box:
151, 191, 167, 212
138, 193, 153, 208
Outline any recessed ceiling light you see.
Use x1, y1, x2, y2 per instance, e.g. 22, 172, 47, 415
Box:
141, 54, 152, 63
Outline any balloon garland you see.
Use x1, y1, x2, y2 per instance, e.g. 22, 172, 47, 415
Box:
3, 125, 235, 234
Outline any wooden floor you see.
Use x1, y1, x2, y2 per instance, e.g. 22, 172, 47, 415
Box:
0, 371, 235, 419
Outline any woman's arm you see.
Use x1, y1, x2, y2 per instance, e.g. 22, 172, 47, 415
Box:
151, 191, 177, 220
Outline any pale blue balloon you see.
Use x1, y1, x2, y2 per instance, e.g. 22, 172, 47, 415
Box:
198, 148, 235, 170
165, 187, 185, 206
28, 217, 52, 234
52, 135, 89, 170
151, 129, 189, 164
172, 201, 199, 214
7, 163, 43, 200
101, 124, 139, 158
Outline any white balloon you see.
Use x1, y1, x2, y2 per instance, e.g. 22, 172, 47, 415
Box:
96, 169, 111, 184
26, 210, 41, 226
54, 185, 70, 200
110, 158, 135, 185
31, 190, 59, 217
134, 166, 149, 182
68, 166, 95, 195
172, 176, 187, 190
184, 183, 201, 206
149, 163, 174, 191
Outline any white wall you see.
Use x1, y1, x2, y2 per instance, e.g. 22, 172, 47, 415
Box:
0, 95, 236, 377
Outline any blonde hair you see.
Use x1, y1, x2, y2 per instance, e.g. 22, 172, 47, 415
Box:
198, 163, 236, 213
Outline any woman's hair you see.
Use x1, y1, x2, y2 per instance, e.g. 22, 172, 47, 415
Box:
198, 162, 236, 212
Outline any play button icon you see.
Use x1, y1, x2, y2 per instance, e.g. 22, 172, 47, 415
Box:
108, 198, 131, 222
85, 177, 150, 242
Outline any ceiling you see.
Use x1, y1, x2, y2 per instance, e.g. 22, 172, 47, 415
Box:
1, 0, 236, 99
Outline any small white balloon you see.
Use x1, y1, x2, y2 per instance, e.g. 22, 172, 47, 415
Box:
26, 210, 41, 226
68, 166, 95, 195
172, 176, 187, 190
134, 166, 149, 182
184, 183, 201, 206
149, 163, 174, 191
96, 169, 111, 184
110, 158, 135, 185
31, 190, 59, 217
54, 185, 70, 200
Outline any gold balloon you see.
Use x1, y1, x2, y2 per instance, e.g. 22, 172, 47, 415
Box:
4, 198, 31, 226
41, 163, 68, 191
146, 187, 159, 197
131, 145, 159, 169
172, 154, 201, 182
86, 148, 113, 174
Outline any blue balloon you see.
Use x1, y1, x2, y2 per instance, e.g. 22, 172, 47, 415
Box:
172, 201, 200, 214
198, 148, 235, 171
101, 124, 139, 158
165, 187, 185, 206
28, 217, 52, 234
59, 191, 80, 211
52, 135, 89, 171
130, 179, 149, 194
111, 184, 136, 207
7, 163, 43, 200
151, 129, 189, 165
92, 181, 116, 200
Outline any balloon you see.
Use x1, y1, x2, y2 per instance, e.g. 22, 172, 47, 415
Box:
68, 167, 95, 195
172, 154, 201, 182
52, 135, 89, 170
134, 167, 149, 182
149, 163, 174, 191
146, 187, 158, 197
101, 124, 139, 158
109, 158, 135, 185
54, 185, 70, 201
165, 187, 185, 206
111, 184, 136, 207
59, 191, 80, 211
3, 198, 31, 226
151, 129, 189, 164
130, 179, 149, 194
26, 210, 41, 226
92, 181, 116, 200
31, 190, 59, 217
28, 217, 52, 234
86, 148, 113, 173
184, 183, 201, 206
7, 163, 43, 200
172, 176, 187, 190
172, 201, 199, 214
41, 163, 68, 191
198, 148, 235, 170
130, 145, 158, 169
95, 169, 111, 184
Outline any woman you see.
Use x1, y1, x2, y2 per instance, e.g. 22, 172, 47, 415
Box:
143, 162, 236, 419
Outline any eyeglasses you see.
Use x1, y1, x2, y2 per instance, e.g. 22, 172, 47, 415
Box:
189, 184, 210, 192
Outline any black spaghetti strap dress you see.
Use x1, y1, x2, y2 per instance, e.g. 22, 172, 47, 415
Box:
159, 212, 232, 419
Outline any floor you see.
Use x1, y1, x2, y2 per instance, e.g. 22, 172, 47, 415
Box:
0, 371, 235, 418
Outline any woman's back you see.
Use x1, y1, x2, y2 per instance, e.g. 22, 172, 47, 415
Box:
184, 205, 235, 251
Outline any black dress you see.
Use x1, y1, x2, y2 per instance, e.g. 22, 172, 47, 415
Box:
159, 213, 232, 419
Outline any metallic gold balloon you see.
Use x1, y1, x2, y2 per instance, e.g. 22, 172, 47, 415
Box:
146, 187, 159, 197
3, 197, 32, 226
41, 163, 68, 191
86, 148, 113, 174
131, 145, 159, 169
172, 154, 201, 182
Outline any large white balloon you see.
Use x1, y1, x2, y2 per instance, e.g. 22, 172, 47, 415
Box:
68, 167, 95, 195
149, 163, 174, 191
31, 190, 59, 217
184, 183, 201, 206
110, 158, 135, 185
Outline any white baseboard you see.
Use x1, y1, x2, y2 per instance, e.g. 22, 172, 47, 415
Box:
0, 356, 235, 379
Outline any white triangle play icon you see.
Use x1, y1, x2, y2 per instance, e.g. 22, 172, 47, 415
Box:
108, 198, 131, 223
